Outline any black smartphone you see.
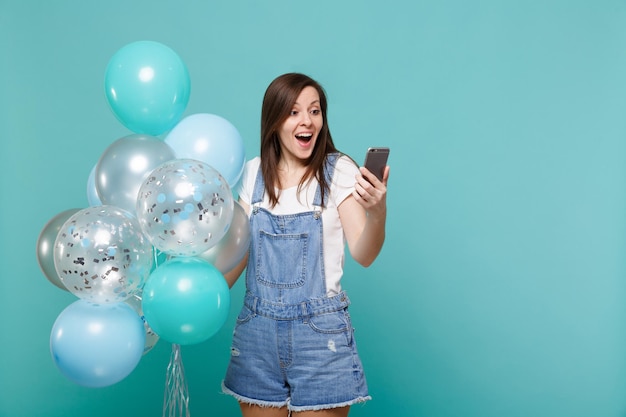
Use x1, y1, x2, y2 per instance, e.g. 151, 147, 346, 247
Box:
363, 147, 390, 182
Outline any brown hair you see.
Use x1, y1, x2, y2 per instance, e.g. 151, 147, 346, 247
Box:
260, 73, 339, 207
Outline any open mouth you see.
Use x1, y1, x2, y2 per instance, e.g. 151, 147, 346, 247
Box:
295, 133, 313, 144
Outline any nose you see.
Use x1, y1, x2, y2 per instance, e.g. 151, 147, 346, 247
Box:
300, 112, 311, 126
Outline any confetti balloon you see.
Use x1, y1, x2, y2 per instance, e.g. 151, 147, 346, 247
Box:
54, 206, 154, 303
136, 159, 234, 257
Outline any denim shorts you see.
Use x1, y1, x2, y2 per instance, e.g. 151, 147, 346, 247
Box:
222, 299, 371, 411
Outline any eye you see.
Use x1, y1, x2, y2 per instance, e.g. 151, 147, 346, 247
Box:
311, 109, 321, 115
290, 110, 298, 116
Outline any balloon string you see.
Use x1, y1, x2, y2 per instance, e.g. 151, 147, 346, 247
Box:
154, 247, 162, 267
163, 344, 190, 417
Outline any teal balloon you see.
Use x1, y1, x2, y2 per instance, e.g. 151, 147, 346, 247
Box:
104, 41, 191, 136
142, 257, 230, 345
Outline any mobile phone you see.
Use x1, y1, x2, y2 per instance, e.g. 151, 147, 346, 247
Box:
363, 147, 390, 182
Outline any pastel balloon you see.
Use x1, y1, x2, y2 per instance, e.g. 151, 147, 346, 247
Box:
198, 201, 250, 274
36, 208, 82, 291
136, 159, 234, 257
50, 300, 145, 387
54, 206, 154, 303
104, 41, 191, 136
95, 134, 176, 214
142, 257, 230, 345
165, 113, 245, 187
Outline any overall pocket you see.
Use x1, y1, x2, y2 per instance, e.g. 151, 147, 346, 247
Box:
235, 305, 255, 325
256, 230, 308, 288
307, 310, 353, 346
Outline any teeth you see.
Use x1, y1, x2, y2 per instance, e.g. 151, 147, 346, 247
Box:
296, 133, 312, 139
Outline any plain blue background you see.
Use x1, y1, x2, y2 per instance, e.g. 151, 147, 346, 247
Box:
3, 1, 626, 416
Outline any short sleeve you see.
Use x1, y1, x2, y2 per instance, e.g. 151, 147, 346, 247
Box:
331, 155, 359, 206
235, 157, 261, 206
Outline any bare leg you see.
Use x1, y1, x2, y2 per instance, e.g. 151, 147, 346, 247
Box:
293, 406, 350, 417
240, 403, 290, 417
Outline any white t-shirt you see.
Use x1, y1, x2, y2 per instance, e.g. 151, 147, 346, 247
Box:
237, 155, 359, 296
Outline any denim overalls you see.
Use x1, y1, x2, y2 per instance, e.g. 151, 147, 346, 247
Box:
223, 154, 370, 412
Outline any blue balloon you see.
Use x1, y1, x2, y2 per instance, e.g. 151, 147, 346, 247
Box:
165, 113, 245, 187
104, 41, 191, 136
142, 257, 230, 345
50, 300, 146, 387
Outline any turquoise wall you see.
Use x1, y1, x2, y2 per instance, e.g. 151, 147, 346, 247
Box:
2, 1, 626, 416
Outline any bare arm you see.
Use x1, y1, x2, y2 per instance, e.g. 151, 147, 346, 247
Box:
338, 165, 389, 267
223, 200, 250, 288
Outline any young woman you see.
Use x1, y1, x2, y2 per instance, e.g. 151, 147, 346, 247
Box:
222, 73, 389, 417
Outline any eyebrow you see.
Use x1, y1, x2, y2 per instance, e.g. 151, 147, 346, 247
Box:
294, 100, 320, 107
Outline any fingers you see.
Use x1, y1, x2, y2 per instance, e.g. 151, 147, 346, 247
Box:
352, 184, 387, 219
354, 167, 388, 209
355, 174, 375, 201
359, 166, 390, 187
359, 167, 379, 186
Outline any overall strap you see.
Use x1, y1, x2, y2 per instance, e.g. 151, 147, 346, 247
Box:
251, 166, 266, 205
312, 152, 341, 208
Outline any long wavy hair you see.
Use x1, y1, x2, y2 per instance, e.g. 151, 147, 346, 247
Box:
260, 73, 339, 207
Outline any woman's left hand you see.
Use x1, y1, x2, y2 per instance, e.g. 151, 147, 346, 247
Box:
353, 166, 389, 219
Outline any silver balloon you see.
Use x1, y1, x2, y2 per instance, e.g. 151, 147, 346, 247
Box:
36, 208, 82, 291
125, 294, 160, 355
95, 134, 176, 214
54, 206, 154, 303
198, 201, 250, 273
86, 164, 102, 206
136, 159, 234, 257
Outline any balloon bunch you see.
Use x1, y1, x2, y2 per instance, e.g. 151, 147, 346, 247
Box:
36, 41, 249, 389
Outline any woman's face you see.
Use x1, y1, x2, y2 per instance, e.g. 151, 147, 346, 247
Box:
277, 86, 323, 165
